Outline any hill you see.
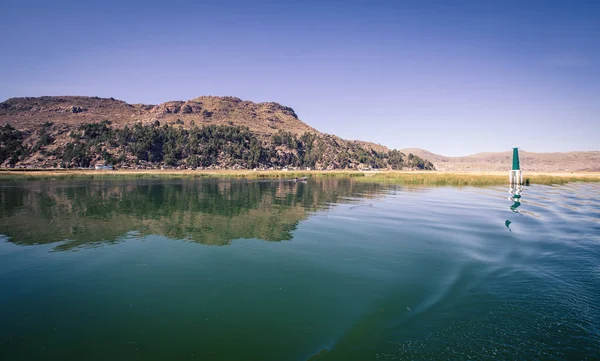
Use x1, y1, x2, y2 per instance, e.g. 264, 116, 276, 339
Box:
401, 148, 600, 172
0, 96, 434, 170
0, 96, 315, 135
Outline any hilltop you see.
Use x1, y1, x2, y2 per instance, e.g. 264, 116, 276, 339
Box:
0, 95, 315, 135
0, 96, 433, 170
401, 148, 600, 172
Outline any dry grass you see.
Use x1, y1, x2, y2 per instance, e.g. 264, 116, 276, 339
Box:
358, 172, 507, 186
0, 169, 363, 181
1, 169, 599, 185
358, 172, 600, 186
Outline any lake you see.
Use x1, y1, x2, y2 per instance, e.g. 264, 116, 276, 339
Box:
0, 178, 599, 360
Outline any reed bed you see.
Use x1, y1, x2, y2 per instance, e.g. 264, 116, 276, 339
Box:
0, 169, 599, 186
358, 172, 600, 186
358, 172, 507, 186
522, 174, 600, 185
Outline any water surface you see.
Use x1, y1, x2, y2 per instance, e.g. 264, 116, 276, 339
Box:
1, 178, 599, 360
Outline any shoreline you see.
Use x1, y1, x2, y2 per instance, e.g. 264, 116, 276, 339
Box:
1, 169, 599, 185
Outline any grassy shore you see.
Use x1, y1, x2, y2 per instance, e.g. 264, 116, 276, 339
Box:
1, 169, 600, 185
358, 172, 600, 186
0, 169, 362, 181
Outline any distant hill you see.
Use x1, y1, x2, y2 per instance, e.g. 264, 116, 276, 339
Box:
0, 96, 434, 170
401, 148, 600, 172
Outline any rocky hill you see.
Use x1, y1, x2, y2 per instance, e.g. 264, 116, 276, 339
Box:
0, 96, 434, 170
0, 96, 315, 135
401, 148, 600, 172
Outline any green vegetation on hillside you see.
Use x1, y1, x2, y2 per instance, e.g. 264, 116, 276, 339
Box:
0, 121, 435, 170
0, 124, 27, 166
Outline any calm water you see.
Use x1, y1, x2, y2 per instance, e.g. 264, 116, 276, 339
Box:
0, 178, 599, 360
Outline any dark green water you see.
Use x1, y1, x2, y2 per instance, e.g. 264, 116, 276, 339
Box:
0, 178, 599, 361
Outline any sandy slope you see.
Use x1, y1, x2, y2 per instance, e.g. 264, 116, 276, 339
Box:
401, 148, 600, 172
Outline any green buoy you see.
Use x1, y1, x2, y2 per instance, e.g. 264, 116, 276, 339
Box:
512, 148, 520, 171
510, 148, 523, 185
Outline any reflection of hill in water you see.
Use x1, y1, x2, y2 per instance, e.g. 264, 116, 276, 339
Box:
0, 179, 389, 251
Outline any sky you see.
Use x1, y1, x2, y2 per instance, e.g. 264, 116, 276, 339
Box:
1, 0, 598, 156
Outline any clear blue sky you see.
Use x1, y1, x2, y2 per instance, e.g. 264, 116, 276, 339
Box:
1, 0, 598, 155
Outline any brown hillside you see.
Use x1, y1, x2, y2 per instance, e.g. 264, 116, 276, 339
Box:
401, 148, 600, 172
0, 95, 316, 136
0, 95, 394, 152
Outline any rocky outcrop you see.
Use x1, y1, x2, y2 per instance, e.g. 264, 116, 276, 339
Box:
0, 95, 314, 136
